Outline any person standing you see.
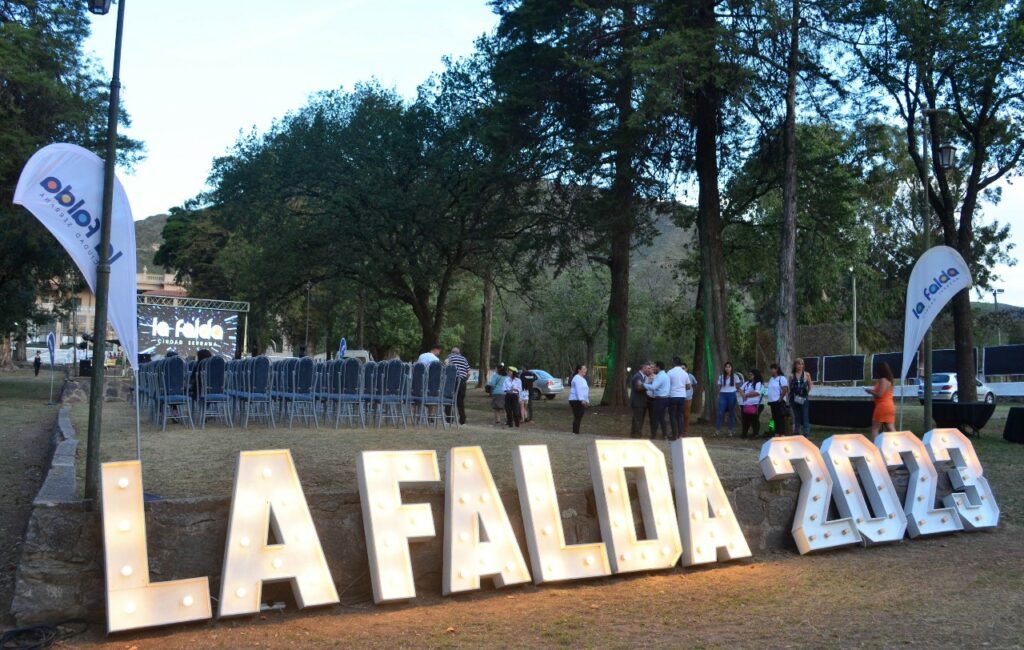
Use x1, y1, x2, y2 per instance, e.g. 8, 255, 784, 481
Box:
520, 367, 538, 422
682, 363, 696, 435
766, 363, 790, 437
866, 362, 896, 435
568, 364, 590, 434
445, 347, 471, 425
33, 351, 42, 376
645, 361, 671, 440
629, 363, 650, 438
789, 357, 813, 436
740, 369, 764, 439
417, 344, 442, 365
503, 367, 523, 428
667, 357, 688, 441
487, 364, 507, 425
716, 361, 740, 436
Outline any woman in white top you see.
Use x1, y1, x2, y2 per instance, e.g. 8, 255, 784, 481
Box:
740, 368, 764, 438
766, 363, 789, 436
519, 373, 530, 424
716, 361, 740, 436
568, 365, 589, 434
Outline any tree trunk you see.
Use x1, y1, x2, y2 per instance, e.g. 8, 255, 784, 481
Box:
584, 337, 596, 387
356, 291, 365, 349
15, 330, 27, 364
477, 273, 494, 388
954, 183, 980, 401
951, 290, 976, 399
776, 0, 800, 377
691, 279, 706, 418
601, 2, 637, 408
0, 335, 14, 371
691, 0, 731, 423
603, 227, 631, 406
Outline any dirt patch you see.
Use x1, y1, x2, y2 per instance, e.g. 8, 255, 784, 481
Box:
64, 525, 1024, 648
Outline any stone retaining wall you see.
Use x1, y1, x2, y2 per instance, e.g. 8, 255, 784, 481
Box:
10, 466, 951, 626
10, 403, 954, 626
11, 475, 802, 625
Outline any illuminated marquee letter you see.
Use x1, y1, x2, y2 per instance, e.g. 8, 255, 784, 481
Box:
924, 428, 999, 529
821, 434, 907, 544
874, 431, 962, 537
101, 461, 212, 633
356, 450, 440, 603
587, 440, 682, 573
671, 438, 751, 566
513, 445, 611, 584
219, 450, 338, 617
759, 436, 862, 553
443, 447, 531, 594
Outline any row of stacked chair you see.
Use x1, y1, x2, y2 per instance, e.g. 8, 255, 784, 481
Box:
136, 355, 463, 430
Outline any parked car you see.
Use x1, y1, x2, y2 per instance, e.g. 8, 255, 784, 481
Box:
529, 369, 564, 400
918, 373, 996, 404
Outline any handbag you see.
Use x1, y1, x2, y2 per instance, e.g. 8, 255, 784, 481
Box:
793, 395, 806, 405
742, 403, 758, 415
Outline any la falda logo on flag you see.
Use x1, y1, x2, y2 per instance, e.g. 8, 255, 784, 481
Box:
38, 175, 124, 264
911, 266, 963, 320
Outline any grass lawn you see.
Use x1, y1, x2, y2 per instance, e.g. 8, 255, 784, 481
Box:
70, 383, 1024, 529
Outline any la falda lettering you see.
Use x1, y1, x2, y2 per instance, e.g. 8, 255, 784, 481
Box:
149, 317, 225, 341
912, 267, 961, 320
99, 432, 998, 633
39, 176, 123, 264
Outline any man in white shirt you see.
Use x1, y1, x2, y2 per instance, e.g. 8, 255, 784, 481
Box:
645, 361, 670, 440
417, 345, 441, 366
568, 365, 590, 434
667, 357, 689, 440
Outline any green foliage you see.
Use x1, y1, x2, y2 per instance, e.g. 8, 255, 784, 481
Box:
159, 64, 547, 356
0, 0, 143, 335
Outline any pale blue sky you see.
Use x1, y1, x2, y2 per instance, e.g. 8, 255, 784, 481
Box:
84, 0, 1022, 307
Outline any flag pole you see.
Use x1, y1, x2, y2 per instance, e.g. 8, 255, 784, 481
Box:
83, 0, 127, 504
134, 368, 141, 461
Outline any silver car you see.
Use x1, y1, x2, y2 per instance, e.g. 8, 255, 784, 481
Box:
917, 373, 996, 404
528, 369, 564, 400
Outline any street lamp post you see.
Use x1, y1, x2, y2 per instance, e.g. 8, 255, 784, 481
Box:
993, 289, 1005, 345
83, 0, 126, 504
304, 281, 312, 357
850, 266, 857, 356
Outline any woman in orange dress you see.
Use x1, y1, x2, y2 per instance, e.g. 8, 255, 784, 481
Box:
866, 361, 896, 435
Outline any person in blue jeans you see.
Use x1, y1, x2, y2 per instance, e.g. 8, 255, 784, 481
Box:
644, 361, 671, 439
716, 361, 740, 436
667, 356, 689, 440
788, 357, 813, 435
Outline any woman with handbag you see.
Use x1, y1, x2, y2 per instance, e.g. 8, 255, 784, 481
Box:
789, 358, 813, 435
740, 369, 764, 438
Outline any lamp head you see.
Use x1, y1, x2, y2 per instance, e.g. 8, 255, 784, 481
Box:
88, 0, 112, 15
938, 143, 957, 169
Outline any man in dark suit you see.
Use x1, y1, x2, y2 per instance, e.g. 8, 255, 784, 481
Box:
629, 363, 651, 438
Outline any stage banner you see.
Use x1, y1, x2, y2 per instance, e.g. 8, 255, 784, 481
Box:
901, 245, 972, 381
13, 143, 138, 369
